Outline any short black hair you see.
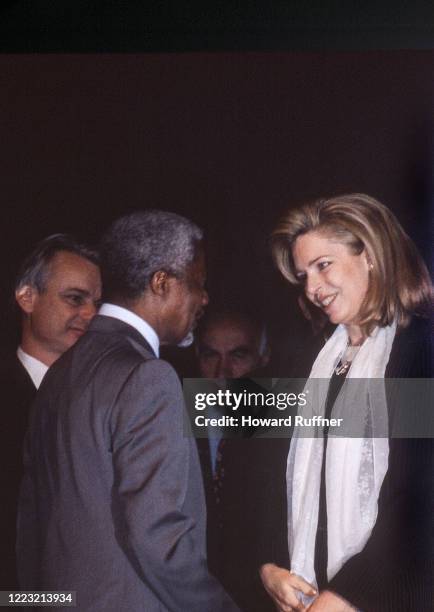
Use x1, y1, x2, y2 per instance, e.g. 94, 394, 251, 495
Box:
100, 210, 203, 301
15, 233, 99, 293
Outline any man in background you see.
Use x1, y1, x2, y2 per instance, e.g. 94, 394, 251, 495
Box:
195, 308, 270, 477
196, 308, 270, 382
0, 234, 101, 590
17, 211, 239, 611
194, 309, 288, 612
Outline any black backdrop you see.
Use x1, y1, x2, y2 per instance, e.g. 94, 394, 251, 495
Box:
1, 5, 433, 350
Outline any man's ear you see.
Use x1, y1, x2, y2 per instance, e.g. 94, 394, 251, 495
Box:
15, 285, 38, 314
149, 270, 172, 297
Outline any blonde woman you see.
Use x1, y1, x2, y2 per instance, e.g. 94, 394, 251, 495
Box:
261, 194, 433, 611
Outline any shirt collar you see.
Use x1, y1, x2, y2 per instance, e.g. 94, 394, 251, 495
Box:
98, 303, 160, 357
16, 347, 49, 389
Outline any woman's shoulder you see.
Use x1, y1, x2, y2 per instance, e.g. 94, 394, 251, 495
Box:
386, 315, 433, 378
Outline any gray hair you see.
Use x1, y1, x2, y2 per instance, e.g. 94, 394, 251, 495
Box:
15, 233, 99, 293
100, 210, 203, 301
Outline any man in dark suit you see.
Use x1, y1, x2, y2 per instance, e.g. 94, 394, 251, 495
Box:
17, 211, 239, 611
0, 234, 101, 590
194, 308, 271, 502
193, 309, 290, 612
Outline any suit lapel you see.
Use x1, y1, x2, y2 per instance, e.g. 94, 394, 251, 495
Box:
13, 355, 37, 396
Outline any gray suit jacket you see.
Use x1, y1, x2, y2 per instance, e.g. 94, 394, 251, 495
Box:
17, 315, 238, 611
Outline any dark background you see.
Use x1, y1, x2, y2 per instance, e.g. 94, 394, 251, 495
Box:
1, 3, 433, 354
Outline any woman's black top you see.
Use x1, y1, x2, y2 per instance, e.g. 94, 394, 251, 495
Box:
314, 369, 348, 591
317, 317, 433, 611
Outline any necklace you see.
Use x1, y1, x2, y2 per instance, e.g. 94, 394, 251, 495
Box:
334, 341, 363, 376
335, 360, 352, 376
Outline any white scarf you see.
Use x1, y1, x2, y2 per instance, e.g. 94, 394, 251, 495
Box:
287, 322, 396, 594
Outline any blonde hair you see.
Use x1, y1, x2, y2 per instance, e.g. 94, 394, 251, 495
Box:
272, 193, 433, 334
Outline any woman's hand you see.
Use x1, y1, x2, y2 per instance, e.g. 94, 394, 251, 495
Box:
307, 590, 354, 611
259, 563, 317, 611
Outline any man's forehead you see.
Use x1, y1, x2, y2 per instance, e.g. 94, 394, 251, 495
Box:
201, 319, 260, 350
45, 251, 100, 287
48, 251, 95, 271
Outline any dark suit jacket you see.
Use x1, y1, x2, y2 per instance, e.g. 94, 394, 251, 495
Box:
195, 378, 291, 612
17, 315, 238, 612
0, 353, 36, 590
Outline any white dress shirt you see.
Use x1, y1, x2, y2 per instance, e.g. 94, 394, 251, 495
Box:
17, 347, 48, 389
98, 303, 160, 357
